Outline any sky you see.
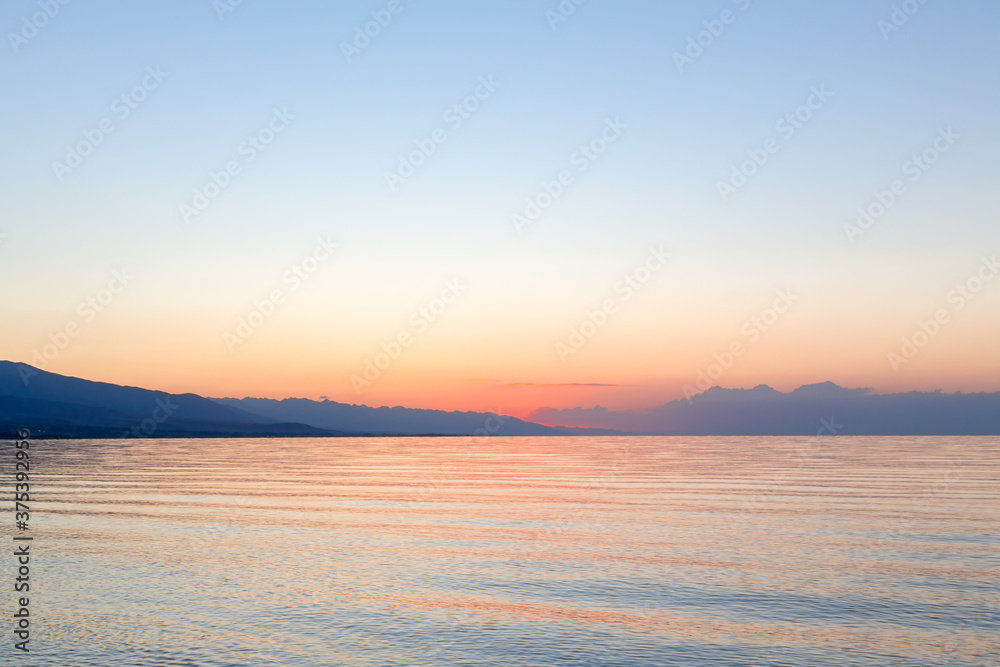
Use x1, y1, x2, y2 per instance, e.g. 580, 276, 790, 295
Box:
2, 0, 999, 418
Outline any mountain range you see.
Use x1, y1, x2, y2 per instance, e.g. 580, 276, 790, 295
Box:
2, 362, 998, 437
212, 396, 595, 437
529, 382, 1000, 435
0, 362, 610, 438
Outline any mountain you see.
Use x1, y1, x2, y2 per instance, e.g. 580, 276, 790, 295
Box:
0, 362, 615, 438
4, 361, 996, 437
0, 362, 338, 438
528, 382, 1000, 435
211, 397, 617, 437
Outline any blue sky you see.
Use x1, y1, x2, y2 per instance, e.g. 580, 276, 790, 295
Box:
2, 0, 999, 412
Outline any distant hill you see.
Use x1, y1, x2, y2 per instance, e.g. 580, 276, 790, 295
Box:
211, 397, 617, 437
4, 362, 996, 437
0, 362, 614, 438
528, 382, 1000, 435
0, 362, 338, 438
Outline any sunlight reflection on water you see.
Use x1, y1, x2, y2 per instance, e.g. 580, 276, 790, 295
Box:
13, 436, 1000, 666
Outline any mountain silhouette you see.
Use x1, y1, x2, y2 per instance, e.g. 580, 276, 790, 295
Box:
0, 362, 614, 438
4, 362, 997, 436
0, 362, 339, 438
212, 396, 614, 437
528, 383, 1000, 434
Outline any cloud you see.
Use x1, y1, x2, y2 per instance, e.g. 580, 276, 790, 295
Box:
505, 382, 620, 388
467, 379, 619, 388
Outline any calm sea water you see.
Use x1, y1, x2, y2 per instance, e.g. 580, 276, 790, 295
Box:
7, 436, 999, 666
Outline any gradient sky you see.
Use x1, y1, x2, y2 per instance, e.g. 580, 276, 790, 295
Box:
2, 0, 999, 417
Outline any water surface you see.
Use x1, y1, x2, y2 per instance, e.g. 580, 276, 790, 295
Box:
11, 436, 1000, 665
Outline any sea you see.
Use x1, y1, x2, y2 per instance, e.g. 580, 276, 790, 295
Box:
7, 435, 999, 666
